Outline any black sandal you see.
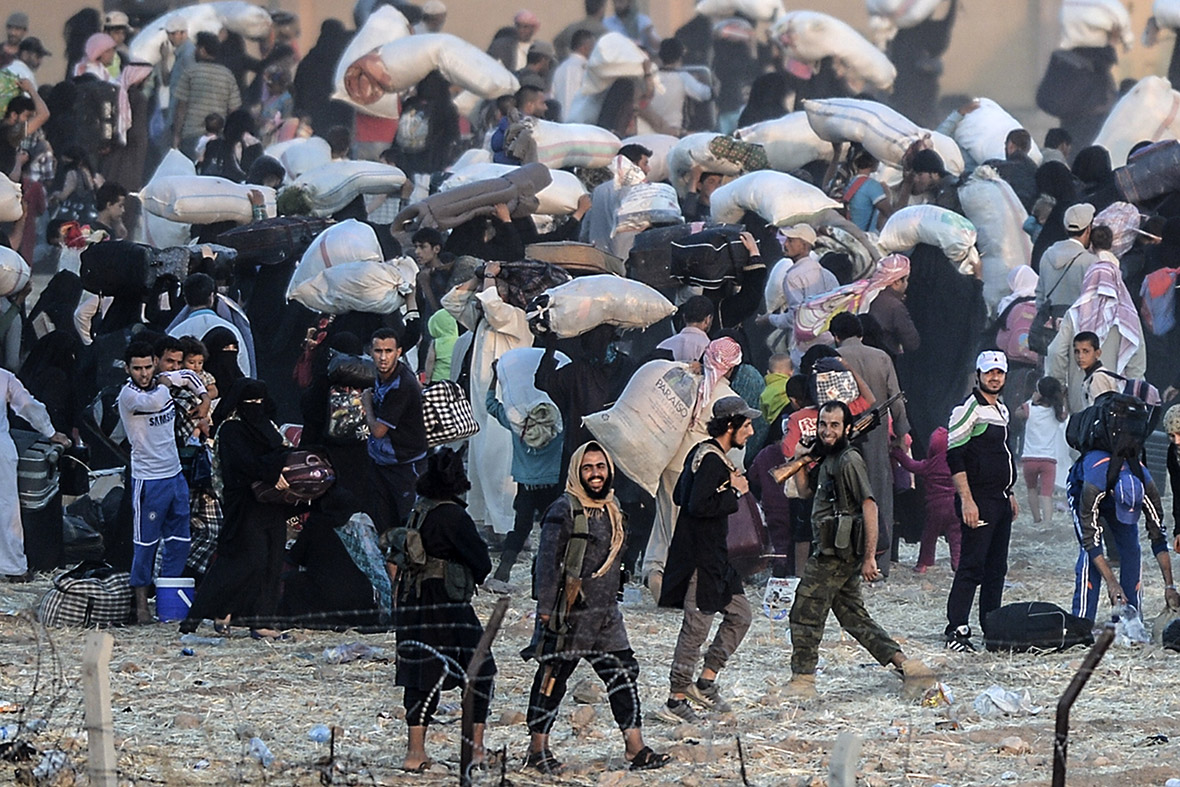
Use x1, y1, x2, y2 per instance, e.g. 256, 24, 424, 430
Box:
629, 746, 671, 771
525, 749, 564, 775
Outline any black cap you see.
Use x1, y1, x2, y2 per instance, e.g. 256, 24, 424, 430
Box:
18, 36, 49, 56
911, 149, 947, 176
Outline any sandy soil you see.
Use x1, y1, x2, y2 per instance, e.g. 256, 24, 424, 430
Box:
2, 502, 1179, 787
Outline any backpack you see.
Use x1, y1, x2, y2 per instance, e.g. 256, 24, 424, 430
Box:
326, 385, 370, 443
395, 107, 430, 152
384, 499, 474, 602
1065, 392, 1152, 454
984, 601, 1095, 652
995, 298, 1039, 365
1140, 267, 1180, 336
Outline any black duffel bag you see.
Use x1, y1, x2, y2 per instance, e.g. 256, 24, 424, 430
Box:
1035, 47, 1115, 119
669, 225, 751, 289
80, 241, 153, 297
984, 601, 1094, 653
327, 351, 376, 388
216, 215, 334, 264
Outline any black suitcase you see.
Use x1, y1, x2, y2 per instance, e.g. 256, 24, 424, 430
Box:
216, 216, 334, 265
1114, 140, 1180, 204
669, 225, 751, 289
12, 430, 66, 570
628, 223, 700, 292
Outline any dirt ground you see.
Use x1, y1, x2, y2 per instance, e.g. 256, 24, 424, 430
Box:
3, 499, 1180, 787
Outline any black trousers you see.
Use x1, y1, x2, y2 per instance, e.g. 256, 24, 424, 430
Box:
504, 484, 561, 554
945, 494, 1013, 635
527, 649, 641, 735
371, 458, 424, 532
403, 656, 495, 727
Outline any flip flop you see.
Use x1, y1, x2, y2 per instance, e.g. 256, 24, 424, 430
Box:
525, 749, 564, 775
629, 746, 671, 771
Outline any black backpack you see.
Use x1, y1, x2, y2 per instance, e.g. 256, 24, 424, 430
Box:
984, 602, 1095, 653
1065, 392, 1151, 454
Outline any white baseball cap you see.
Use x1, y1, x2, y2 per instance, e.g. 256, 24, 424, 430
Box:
976, 350, 1008, 373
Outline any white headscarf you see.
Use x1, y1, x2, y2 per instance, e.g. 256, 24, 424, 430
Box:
996, 265, 1038, 316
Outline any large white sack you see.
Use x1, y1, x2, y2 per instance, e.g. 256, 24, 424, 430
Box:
1093, 76, 1180, 166
958, 165, 1032, 313
0, 246, 31, 297
667, 132, 758, 195
953, 98, 1043, 166
927, 130, 966, 176
616, 183, 682, 234
764, 257, 792, 313
331, 6, 411, 119
293, 160, 407, 216
289, 257, 418, 314
137, 149, 194, 248
696, 0, 782, 21
773, 11, 896, 91
448, 148, 492, 172
866, 0, 943, 28
804, 98, 921, 165
494, 347, 570, 433
1157, 0, 1180, 29
735, 112, 836, 172
583, 360, 699, 496
0, 175, 22, 222
287, 219, 384, 300
1060, 0, 1133, 49
530, 275, 677, 338
128, 5, 221, 65
141, 176, 275, 225
441, 163, 587, 215
274, 137, 332, 180
622, 134, 679, 183
710, 171, 840, 226
514, 118, 621, 169
583, 32, 649, 94
344, 34, 519, 104
212, 1, 272, 37
879, 204, 977, 262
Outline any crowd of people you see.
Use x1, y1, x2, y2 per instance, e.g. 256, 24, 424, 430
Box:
2, 0, 1180, 777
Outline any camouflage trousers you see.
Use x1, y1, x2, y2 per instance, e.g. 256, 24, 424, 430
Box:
788, 554, 901, 675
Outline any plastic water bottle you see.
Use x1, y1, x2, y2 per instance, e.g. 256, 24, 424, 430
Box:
248, 737, 274, 767
322, 643, 382, 664
180, 634, 224, 646
0, 725, 19, 741
308, 725, 332, 743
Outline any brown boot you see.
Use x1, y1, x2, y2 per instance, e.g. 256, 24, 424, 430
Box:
134, 586, 152, 624
784, 673, 817, 700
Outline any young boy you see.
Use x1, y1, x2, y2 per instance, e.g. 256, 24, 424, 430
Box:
194, 113, 224, 165
178, 335, 215, 439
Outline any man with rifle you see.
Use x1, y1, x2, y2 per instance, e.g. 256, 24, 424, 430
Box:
524, 441, 670, 774
785, 400, 935, 699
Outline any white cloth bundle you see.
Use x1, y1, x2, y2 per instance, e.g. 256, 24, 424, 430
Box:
583, 32, 649, 94
0, 246, 31, 297
804, 98, 922, 165
773, 11, 896, 91
1156, 0, 1180, 29
529, 275, 677, 338
267, 137, 333, 181
441, 162, 587, 215
129, 2, 271, 65
293, 160, 407, 217
288, 257, 418, 315
331, 6, 412, 119
140, 176, 275, 225
583, 360, 699, 496
343, 34, 519, 105
136, 149, 194, 248
866, 0, 945, 28
1093, 76, 1180, 166
958, 165, 1033, 314
710, 170, 840, 226
511, 118, 621, 169
879, 204, 978, 262
287, 219, 384, 300
621, 134, 680, 183
696, 0, 783, 21
0, 174, 22, 222
953, 98, 1043, 166
667, 132, 749, 195
616, 183, 682, 234
735, 112, 836, 172
1060, 0, 1133, 49
494, 347, 570, 434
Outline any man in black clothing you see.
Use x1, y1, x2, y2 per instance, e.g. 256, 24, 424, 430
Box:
657, 396, 756, 723
361, 327, 427, 531
987, 128, 1039, 212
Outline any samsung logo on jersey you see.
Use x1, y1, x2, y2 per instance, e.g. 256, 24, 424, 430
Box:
148, 410, 175, 427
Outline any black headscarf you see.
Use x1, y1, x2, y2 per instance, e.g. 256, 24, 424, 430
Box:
203, 326, 244, 392
1031, 161, 1081, 270
213, 377, 283, 450
738, 73, 790, 128
1072, 145, 1119, 211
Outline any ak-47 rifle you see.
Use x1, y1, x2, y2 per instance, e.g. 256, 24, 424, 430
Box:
770, 391, 906, 485
536, 503, 591, 696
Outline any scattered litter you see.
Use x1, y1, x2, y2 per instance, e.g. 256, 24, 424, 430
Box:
180, 634, 224, 646
193, 759, 210, 770
308, 724, 332, 743
1135, 734, 1168, 747
322, 643, 384, 664
1001, 771, 1019, 781
180, 648, 195, 657
922, 683, 955, 708
1114, 605, 1151, 646
973, 685, 1042, 717
248, 737, 274, 767
32, 750, 67, 780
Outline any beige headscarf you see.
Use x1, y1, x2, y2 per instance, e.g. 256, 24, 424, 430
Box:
565, 441, 625, 579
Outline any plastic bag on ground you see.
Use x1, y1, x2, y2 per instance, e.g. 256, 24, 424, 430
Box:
879, 205, 977, 263
343, 34, 519, 106
1093, 76, 1180, 166
616, 182, 682, 234
972, 685, 1043, 717
1060, 0, 1133, 49
0, 174, 22, 222
441, 163, 587, 215
288, 257, 418, 314
710, 170, 840, 227
507, 117, 621, 170
494, 347, 570, 435
1114, 604, 1152, 646
331, 6, 412, 118
953, 98, 1044, 166
528, 275, 676, 338
137, 149, 195, 248
735, 112, 836, 172
0, 247, 31, 297
621, 134, 679, 183
958, 165, 1032, 313
287, 219, 384, 300
773, 11, 897, 92
583, 360, 699, 496
140, 176, 276, 225
292, 160, 407, 217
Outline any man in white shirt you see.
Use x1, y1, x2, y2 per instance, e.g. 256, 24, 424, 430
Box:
656, 295, 713, 363
2, 36, 49, 88
551, 28, 596, 120
757, 224, 839, 361
642, 39, 710, 135
167, 273, 255, 376
0, 368, 69, 582
118, 340, 206, 622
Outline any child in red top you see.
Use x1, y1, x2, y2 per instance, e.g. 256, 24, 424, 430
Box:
891, 427, 960, 572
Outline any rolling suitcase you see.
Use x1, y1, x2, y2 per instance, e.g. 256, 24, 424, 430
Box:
11, 430, 65, 571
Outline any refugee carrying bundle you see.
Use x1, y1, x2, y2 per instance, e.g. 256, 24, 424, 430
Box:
422, 380, 480, 446
628, 222, 717, 291
528, 275, 677, 338
137, 150, 195, 249
583, 32, 649, 93
253, 450, 336, 505
129, 2, 271, 64
289, 257, 419, 314
37, 561, 134, 628
734, 112, 836, 172
866, 0, 944, 28
695, 0, 782, 21
620, 134, 680, 183
1066, 392, 1153, 454
216, 215, 334, 265
803, 98, 921, 166
287, 219, 383, 300
1059, 0, 1133, 49
983, 601, 1095, 652
140, 176, 276, 225
615, 183, 682, 234
0, 246, 31, 297
772, 11, 896, 91
487, 262, 571, 310
394, 162, 550, 230
952, 98, 1044, 166
669, 225, 752, 288
710, 170, 840, 226
494, 347, 570, 436
0, 174, 23, 222
292, 160, 407, 217
441, 162, 587, 215
583, 360, 700, 496
1093, 76, 1180, 167
507, 118, 621, 170
667, 133, 769, 195
524, 243, 625, 276
879, 205, 977, 263
957, 166, 1032, 313
343, 33, 519, 107
331, 5, 412, 118
267, 136, 333, 180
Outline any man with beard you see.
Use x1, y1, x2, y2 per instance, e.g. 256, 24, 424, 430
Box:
657, 397, 757, 724
785, 401, 934, 699
944, 351, 1018, 652
526, 441, 670, 774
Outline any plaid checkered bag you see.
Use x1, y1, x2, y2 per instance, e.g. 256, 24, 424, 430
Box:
421, 380, 480, 446
37, 562, 134, 628
708, 135, 769, 173
186, 490, 223, 575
